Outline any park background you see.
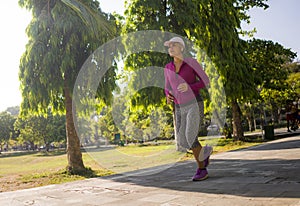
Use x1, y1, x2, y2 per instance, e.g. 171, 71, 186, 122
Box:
0, 0, 299, 192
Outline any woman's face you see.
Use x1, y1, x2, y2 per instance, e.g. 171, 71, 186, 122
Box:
168, 42, 183, 57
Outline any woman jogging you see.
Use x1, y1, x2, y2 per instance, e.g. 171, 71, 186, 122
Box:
164, 37, 212, 181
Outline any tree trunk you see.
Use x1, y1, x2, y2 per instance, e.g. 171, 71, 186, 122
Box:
252, 109, 257, 130
231, 100, 244, 141
246, 115, 253, 132
272, 105, 280, 124
64, 84, 85, 174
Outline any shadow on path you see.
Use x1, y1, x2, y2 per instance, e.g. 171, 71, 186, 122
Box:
102, 136, 300, 199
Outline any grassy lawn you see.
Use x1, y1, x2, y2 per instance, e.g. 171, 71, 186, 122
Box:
0, 138, 262, 192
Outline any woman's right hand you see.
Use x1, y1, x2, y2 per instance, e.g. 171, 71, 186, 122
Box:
167, 93, 174, 104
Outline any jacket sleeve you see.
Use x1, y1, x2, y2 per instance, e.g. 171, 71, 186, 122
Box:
189, 58, 209, 92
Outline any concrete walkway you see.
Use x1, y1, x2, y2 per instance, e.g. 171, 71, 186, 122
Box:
1, 132, 300, 205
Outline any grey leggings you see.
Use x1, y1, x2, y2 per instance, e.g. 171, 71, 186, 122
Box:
174, 101, 204, 150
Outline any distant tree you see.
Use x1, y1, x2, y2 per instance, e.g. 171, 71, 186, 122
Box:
247, 39, 296, 89
14, 112, 65, 151
97, 107, 119, 143
18, 0, 117, 174
246, 39, 297, 124
283, 62, 300, 113
284, 61, 300, 101
5, 106, 20, 117
285, 61, 300, 73
0, 112, 16, 151
286, 72, 300, 100
14, 116, 41, 150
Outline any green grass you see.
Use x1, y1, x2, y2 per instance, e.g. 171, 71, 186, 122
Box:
0, 151, 68, 176
199, 138, 262, 153
20, 170, 83, 185
84, 143, 185, 173
0, 138, 262, 192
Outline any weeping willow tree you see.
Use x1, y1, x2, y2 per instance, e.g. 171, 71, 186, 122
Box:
122, 0, 269, 140
18, 0, 117, 174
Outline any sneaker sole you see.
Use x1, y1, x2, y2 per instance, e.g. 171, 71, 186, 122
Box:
192, 174, 209, 181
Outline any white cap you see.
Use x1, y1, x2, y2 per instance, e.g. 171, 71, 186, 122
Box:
164, 37, 185, 49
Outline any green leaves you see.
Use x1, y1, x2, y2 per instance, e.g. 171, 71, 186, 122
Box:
247, 39, 296, 89
61, 0, 113, 38
0, 112, 16, 145
19, 0, 117, 115
14, 111, 66, 148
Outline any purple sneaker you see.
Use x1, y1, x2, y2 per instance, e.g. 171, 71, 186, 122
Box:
192, 168, 208, 181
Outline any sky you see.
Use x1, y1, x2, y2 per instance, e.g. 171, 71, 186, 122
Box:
241, 0, 300, 57
0, 0, 299, 112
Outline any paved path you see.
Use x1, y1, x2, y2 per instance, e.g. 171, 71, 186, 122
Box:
1, 133, 300, 205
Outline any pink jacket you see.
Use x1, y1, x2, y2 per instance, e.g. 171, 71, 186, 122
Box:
164, 57, 209, 105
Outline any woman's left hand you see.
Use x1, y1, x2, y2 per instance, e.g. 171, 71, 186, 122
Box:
177, 83, 188, 93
